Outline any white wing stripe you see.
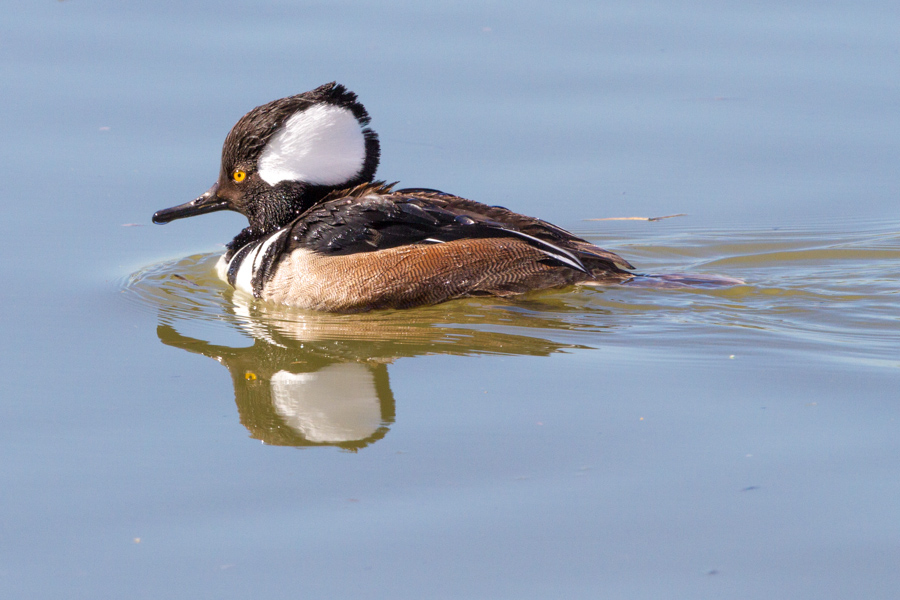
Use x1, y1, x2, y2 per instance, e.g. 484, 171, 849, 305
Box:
505, 230, 587, 272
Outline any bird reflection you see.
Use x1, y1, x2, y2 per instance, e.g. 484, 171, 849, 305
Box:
158, 324, 396, 449
152, 278, 595, 450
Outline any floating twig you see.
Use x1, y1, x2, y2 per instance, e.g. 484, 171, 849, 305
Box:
584, 213, 687, 222
171, 274, 200, 287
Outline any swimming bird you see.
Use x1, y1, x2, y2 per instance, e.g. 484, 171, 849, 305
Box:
153, 82, 635, 312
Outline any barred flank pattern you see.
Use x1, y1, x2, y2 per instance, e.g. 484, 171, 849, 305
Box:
262, 238, 630, 312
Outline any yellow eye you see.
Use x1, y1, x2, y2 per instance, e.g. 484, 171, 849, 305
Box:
232, 169, 247, 182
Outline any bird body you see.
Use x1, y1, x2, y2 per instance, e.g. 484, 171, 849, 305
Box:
153, 83, 634, 312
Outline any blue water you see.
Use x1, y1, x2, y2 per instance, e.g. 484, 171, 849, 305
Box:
2, 1, 899, 598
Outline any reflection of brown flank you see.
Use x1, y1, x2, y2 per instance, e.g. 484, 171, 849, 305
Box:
265, 238, 631, 312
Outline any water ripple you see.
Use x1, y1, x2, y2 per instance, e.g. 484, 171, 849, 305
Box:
122, 221, 900, 367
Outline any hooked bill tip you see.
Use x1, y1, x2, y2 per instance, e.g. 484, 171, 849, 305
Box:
152, 209, 172, 224
151, 187, 229, 224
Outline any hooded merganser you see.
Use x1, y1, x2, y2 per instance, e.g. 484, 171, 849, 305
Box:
152, 82, 635, 312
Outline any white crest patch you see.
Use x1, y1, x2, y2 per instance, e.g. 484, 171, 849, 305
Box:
258, 103, 366, 187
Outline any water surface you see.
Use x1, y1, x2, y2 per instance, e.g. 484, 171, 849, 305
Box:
2, 1, 899, 598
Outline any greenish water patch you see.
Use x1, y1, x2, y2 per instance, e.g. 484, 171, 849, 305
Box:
124, 221, 900, 365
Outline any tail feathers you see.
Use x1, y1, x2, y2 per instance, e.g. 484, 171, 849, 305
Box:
620, 273, 745, 288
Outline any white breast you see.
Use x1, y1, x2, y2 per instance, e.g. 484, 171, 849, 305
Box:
217, 229, 288, 295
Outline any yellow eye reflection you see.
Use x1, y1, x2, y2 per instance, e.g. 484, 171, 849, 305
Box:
232, 169, 247, 183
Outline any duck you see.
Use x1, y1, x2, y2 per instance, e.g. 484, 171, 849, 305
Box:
152, 82, 636, 312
